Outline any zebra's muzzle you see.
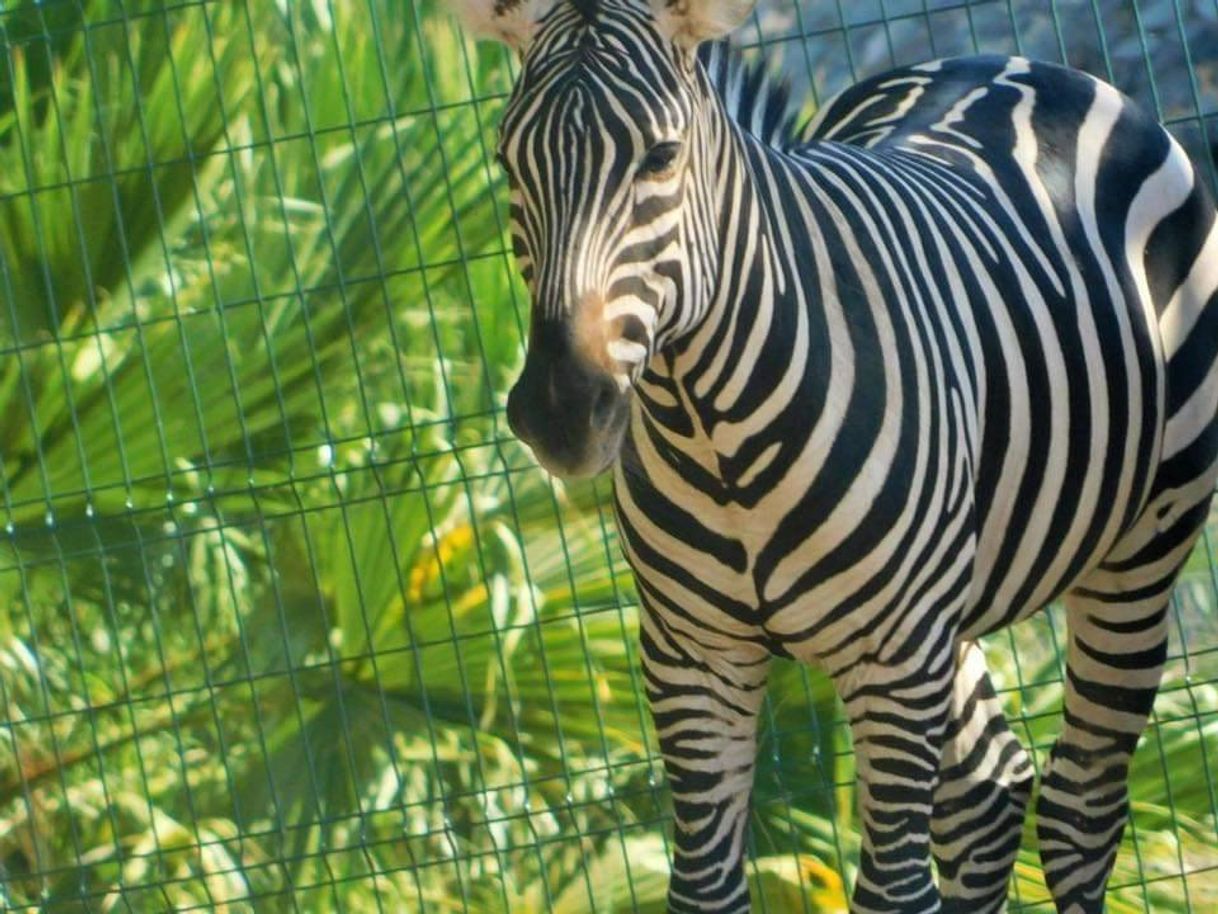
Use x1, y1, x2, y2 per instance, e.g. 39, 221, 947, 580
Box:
505, 327, 630, 477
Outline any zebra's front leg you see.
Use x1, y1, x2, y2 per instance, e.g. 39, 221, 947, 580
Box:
933, 641, 1034, 913
642, 611, 771, 914
842, 653, 956, 914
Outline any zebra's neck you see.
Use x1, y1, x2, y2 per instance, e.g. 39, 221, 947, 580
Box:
652, 44, 804, 351
641, 80, 816, 486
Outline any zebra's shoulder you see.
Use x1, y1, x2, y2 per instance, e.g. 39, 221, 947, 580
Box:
697, 41, 806, 150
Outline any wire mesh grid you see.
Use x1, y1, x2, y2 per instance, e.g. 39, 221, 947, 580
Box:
0, 0, 1214, 911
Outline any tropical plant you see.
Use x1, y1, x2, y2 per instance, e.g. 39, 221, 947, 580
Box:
0, 2, 1214, 912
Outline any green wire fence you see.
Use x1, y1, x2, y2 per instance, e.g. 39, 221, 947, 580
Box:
0, 1, 1214, 911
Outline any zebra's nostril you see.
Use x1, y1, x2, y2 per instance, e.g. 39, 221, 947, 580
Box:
589, 377, 621, 433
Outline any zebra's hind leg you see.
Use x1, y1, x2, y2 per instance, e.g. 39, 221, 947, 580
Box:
932, 641, 1034, 914
1037, 494, 1211, 913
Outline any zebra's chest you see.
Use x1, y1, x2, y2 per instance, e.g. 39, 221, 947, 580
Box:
614, 392, 977, 660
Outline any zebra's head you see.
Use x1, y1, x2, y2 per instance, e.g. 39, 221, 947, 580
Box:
458, 0, 755, 477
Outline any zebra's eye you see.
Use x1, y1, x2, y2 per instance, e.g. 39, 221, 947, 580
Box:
638, 141, 682, 179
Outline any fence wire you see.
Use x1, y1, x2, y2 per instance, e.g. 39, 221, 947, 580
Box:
0, 1, 1214, 911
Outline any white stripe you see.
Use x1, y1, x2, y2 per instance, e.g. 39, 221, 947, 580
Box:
1162, 219, 1218, 360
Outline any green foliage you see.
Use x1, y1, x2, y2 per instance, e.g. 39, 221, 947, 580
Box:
0, 2, 1214, 913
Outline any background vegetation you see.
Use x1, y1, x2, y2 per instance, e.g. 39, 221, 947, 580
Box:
0, 1, 1213, 911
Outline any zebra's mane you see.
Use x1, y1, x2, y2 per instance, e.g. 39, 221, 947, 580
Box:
697, 41, 806, 150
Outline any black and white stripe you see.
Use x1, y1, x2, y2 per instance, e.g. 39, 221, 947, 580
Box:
469, 1, 1218, 911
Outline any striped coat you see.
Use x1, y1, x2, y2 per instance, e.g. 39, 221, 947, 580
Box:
458, 2, 1218, 911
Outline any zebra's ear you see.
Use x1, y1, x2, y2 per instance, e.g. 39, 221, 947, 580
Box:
650, 0, 756, 47
452, 0, 557, 51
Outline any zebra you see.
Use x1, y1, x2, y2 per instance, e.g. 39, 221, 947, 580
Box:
455, 1, 1218, 911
